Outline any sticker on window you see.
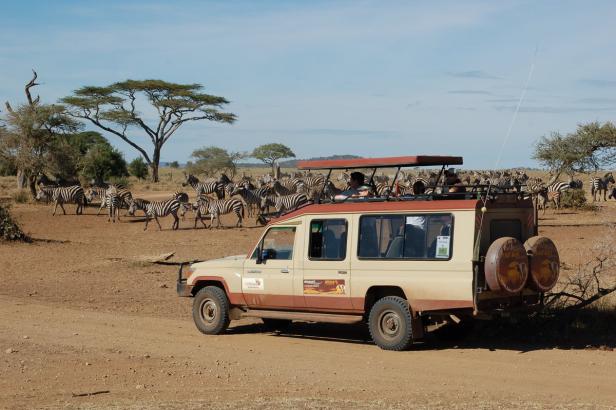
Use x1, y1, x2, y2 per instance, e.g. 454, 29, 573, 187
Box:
405, 216, 426, 227
435, 236, 450, 258
242, 278, 264, 290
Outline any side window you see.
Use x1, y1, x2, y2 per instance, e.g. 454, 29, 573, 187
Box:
358, 214, 453, 260
490, 219, 522, 242
309, 219, 348, 260
257, 227, 296, 260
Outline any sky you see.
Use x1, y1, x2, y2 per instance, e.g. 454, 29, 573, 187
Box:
1, 0, 616, 169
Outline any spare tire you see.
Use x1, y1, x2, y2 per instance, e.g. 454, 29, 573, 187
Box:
485, 237, 529, 294
524, 236, 560, 292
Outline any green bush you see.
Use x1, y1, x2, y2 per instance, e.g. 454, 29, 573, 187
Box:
108, 176, 130, 188
0, 204, 30, 242
80, 143, 128, 185
11, 189, 30, 204
169, 161, 180, 168
560, 188, 588, 209
128, 157, 149, 180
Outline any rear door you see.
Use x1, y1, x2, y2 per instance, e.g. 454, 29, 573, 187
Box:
301, 217, 354, 310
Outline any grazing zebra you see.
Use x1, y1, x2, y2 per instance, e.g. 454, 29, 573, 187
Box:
127, 198, 151, 216
193, 197, 244, 229
144, 198, 182, 231
106, 187, 121, 223
591, 173, 615, 202
183, 174, 224, 199
36, 185, 85, 216
261, 193, 309, 216
230, 186, 263, 217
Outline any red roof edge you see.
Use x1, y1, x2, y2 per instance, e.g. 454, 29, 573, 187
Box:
297, 155, 463, 170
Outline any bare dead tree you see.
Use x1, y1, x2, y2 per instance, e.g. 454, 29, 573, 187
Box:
545, 225, 616, 311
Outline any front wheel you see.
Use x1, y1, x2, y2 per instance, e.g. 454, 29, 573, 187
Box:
192, 286, 231, 335
368, 296, 415, 351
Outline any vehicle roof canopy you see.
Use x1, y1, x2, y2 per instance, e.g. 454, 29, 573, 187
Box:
296, 155, 463, 170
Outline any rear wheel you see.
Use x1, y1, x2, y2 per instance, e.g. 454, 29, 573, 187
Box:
192, 286, 230, 335
261, 318, 292, 331
368, 296, 415, 351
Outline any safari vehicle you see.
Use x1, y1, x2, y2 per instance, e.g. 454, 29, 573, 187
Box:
177, 156, 560, 351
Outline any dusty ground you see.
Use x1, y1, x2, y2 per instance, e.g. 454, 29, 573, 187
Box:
1, 188, 616, 409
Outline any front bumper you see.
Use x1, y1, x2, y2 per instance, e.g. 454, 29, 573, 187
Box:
177, 263, 194, 297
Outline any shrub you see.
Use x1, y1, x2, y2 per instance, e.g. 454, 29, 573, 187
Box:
561, 188, 590, 209
108, 176, 130, 188
169, 161, 180, 168
11, 189, 30, 204
80, 144, 129, 185
129, 157, 149, 180
0, 204, 30, 242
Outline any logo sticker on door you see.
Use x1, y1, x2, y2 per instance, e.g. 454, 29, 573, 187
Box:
242, 278, 264, 290
303, 279, 346, 295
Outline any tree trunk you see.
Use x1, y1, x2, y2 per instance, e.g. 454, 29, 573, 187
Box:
27, 175, 37, 198
151, 147, 160, 183
16, 169, 27, 190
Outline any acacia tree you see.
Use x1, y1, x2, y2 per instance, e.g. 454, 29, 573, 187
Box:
533, 121, 616, 181
189, 146, 245, 177
1, 71, 81, 196
61, 79, 236, 182
252, 143, 295, 175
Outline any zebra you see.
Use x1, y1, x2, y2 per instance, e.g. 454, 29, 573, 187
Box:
96, 185, 132, 216
230, 186, 263, 217
192, 197, 244, 229
106, 187, 121, 223
322, 180, 342, 201
591, 173, 615, 202
127, 198, 151, 216
143, 198, 182, 231
183, 174, 224, 199
85, 186, 107, 204
271, 179, 297, 196
545, 181, 570, 210
261, 193, 309, 216
36, 185, 85, 216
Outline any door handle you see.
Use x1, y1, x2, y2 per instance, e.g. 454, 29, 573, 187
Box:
280, 268, 289, 273
247, 269, 261, 274
338, 270, 348, 274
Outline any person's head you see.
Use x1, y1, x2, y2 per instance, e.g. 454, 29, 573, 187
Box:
349, 172, 365, 189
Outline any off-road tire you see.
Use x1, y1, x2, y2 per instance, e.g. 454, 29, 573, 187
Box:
192, 286, 231, 335
368, 296, 414, 351
262, 318, 292, 332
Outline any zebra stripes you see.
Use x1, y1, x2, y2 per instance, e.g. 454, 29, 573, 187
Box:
193, 197, 244, 229
106, 187, 121, 223
37, 185, 85, 216
591, 173, 615, 201
183, 174, 224, 199
545, 181, 570, 210
144, 198, 182, 231
261, 193, 309, 215
230, 186, 262, 217
127, 198, 151, 216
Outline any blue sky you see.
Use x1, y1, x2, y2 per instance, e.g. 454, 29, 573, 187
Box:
1, 0, 616, 168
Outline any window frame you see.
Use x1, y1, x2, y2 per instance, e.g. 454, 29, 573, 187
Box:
356, 213, 455, 261
489, 218, 522, 242
307, 218, 349, 261
251, 226, 297, 260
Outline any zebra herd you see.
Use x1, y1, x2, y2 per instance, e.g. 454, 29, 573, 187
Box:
33, 169, 616, 229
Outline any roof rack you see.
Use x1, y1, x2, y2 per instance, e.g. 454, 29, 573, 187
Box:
297, 155, 463, 170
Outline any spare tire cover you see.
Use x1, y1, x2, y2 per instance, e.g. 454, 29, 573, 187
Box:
485, 237, 529, 294
524, 236, 560, 292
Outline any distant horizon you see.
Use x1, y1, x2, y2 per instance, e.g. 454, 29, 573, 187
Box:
2, 1, 616, 169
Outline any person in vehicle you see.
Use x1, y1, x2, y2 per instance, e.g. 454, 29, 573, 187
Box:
334, 171, 370, 201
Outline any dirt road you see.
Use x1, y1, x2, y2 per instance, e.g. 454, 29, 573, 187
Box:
2, 200, 616, 409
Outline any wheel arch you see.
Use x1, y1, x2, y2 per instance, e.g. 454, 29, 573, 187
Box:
364, 286, 408, 314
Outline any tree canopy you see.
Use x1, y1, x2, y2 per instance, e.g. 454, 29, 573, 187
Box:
252, 143, 295, 174
533, 121, 616, 178
189, 146, 245, 177
61, 79, 237, 182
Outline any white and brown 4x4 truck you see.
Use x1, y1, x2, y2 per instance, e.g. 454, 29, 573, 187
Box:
177, 156, 560, 351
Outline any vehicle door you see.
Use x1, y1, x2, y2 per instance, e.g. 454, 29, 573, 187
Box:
242, 226, 297, 308
301, 217, 354, 310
